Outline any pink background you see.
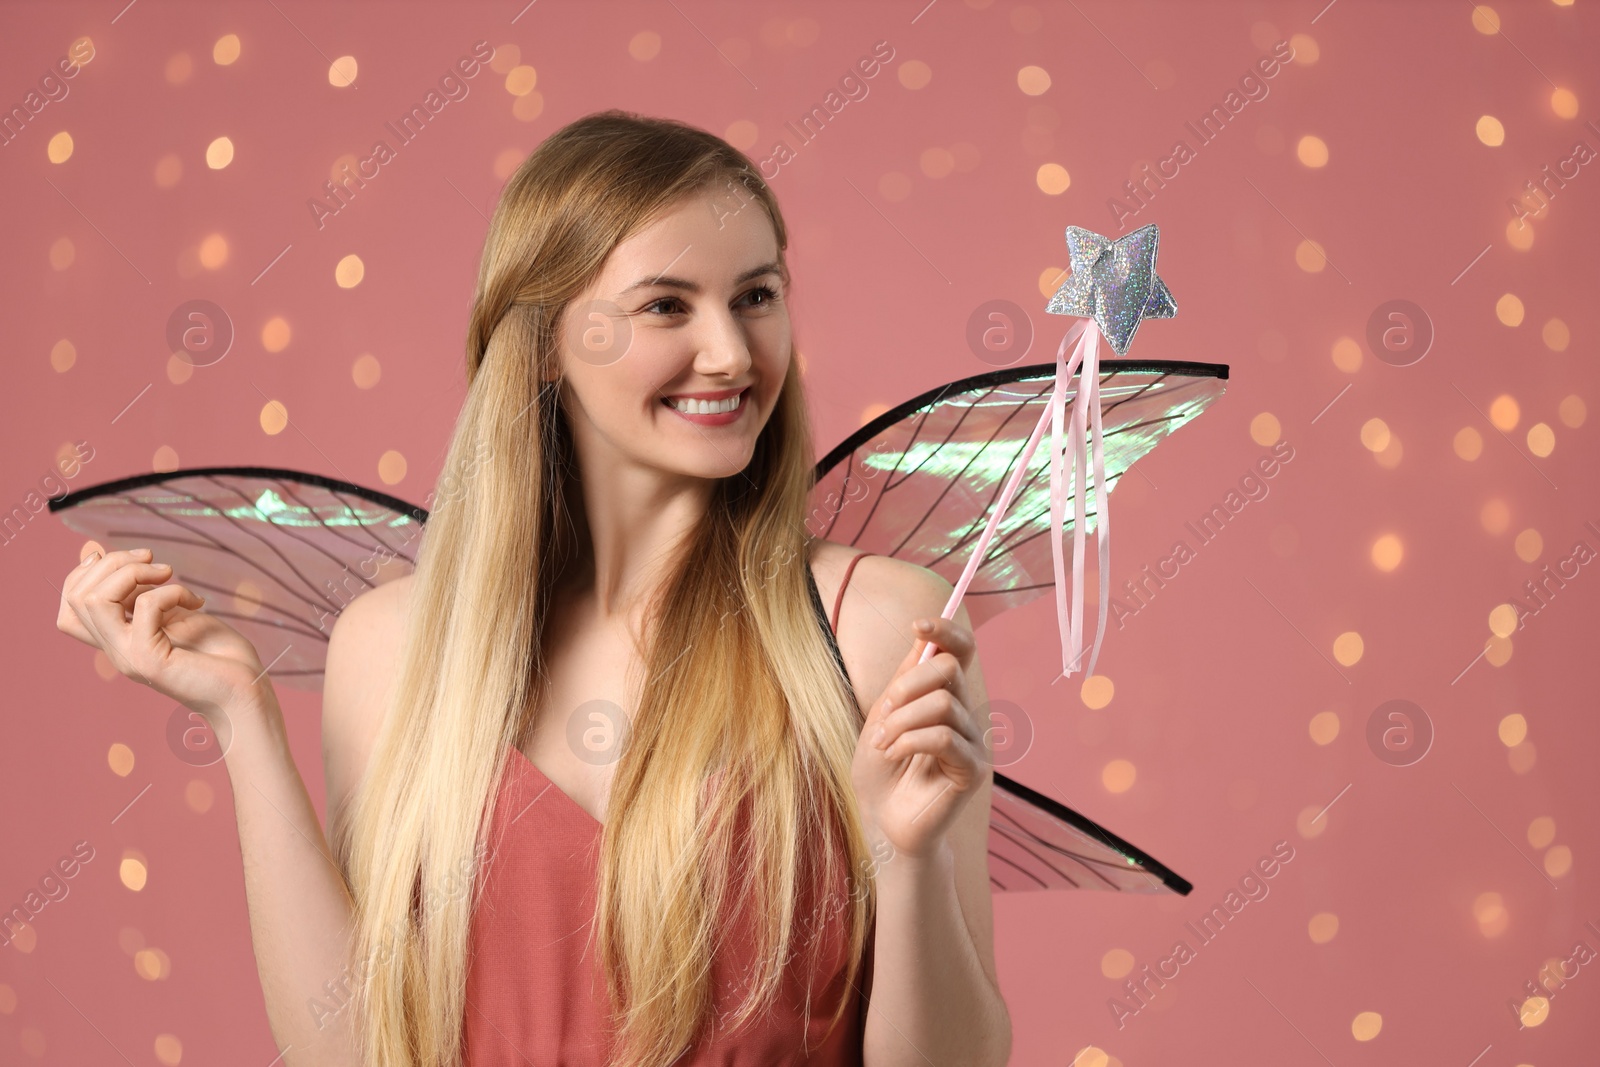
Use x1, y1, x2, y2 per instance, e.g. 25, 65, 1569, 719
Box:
3, 0, 1597, 1063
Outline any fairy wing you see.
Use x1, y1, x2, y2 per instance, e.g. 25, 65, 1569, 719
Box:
48, 466, 426, 692
809, 357, 1227, 895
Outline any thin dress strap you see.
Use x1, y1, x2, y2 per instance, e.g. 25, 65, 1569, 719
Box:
830, 551, 875, 634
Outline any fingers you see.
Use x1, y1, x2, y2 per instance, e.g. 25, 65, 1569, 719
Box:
131, 583, 201, 646
876, 651, 966, 718
907, 614, 974, 665
871, 686, 981, 756
876, 721, 979, 772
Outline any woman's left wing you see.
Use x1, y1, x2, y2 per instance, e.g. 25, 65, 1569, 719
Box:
48, 466, 427, 691
807, 357, 1226, 897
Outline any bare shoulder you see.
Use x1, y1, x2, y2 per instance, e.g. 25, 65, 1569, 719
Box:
808, 541, 961, 716
321, 572, 415, 845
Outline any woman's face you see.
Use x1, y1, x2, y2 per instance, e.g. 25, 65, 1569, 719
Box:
554, 184, 791, 483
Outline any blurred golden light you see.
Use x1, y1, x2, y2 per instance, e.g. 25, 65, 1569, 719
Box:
1544, 844, 1572, 878
328, 56, 358, 87
1551, 88, 1578, 118
1297, 805, 1329, 839
1489, 394, 1520, 430
185, 779, 214, 813
1331, 336, 1361, 372
198, 233, 228, 270
47, 131, 73, 163
1474, 891, 1509, 937
1101, 759, 1136, 793
898, 60, 933, 90
1489, 604, 1519, 638
505, 65, 538, 95
1476, 115, 1505, 146
165, 52, 193, 84
261, 316, 291, 353
1296, 134, 1329, 167
120, 854, 148, 892
1359, 417, 1391, 452
1453, 427, 1483, 461
1471, 5, 1501, 33
353, 352, 381, 388
1309, 711, 1340, 745
1100, 948, 1134, 978
205, 136, 234, 169
1036, 162, 1071, 194
1018, 65, 1051, 95
335, 254, 365, 288
213, 33, 241, 65
1496, 293, 1525, 326
1557, 395, 1585, 428
1506, 216, 1535, 250
1527, 422, 1555, 457
1513, 528, 1542, 562
1498, 713, 1527, 746
1542, 318, 1570, 350
134, 947, 171, 980
1288, 33, 1319, 63
1351, 1011, 1383, 1040
1332, 632, 1363, 667
628, 31, 661, 61
155, 153, 182, 187
1308, 911, 1339, 943
154, 1033, 184, 1066
1528, 816, 1556, 848
1509, 740, 1537, 772
1081, 674, 1114, 710
512, 91, 544, 122
107, 743, 135, 777
260, 400, 289, 436
1371, 534, 1403, 572
378, 450, 407, 486
1250, 412, 1282, 446
1294, 238, 1327, 272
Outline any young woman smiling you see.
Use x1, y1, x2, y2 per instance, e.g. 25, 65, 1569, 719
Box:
56, 110, 1010, 1067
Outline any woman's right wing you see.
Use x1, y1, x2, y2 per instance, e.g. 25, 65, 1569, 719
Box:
48, 466, 427, 692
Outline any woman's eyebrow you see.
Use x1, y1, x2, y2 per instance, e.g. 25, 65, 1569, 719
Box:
618, 261, 783, 297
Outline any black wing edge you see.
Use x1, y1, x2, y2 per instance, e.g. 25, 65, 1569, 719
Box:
994, 771, 1194, 896
45, 464, 431, 523
812, 357, 1230, 481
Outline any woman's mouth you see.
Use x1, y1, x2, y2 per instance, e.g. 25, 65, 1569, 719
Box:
660, 386, 750, 426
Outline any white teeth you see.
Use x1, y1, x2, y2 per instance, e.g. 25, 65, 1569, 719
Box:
668, 391, 743, 415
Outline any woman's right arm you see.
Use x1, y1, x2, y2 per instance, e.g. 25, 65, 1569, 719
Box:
56, 548, 405, 1067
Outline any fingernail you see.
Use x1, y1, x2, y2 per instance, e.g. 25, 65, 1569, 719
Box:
913, 618, 933, 634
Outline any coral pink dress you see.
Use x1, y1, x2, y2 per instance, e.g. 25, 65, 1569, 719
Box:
462, 553, 879, 1066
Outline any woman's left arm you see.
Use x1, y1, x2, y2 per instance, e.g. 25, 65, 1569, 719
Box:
851, 577, 1012, 1067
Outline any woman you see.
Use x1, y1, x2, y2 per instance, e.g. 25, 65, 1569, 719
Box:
55, 110, 1010, 1067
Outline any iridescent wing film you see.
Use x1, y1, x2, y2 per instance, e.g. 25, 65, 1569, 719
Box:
49, 467, 425, 692
808, 358, 1228, 896
808, 359, 1229, 631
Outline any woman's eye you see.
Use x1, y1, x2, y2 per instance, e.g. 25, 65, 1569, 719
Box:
644, 297, 684, 316
744, 284, 779, 308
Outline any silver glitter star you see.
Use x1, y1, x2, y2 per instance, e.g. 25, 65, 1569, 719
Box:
1044, 223, 1177, 355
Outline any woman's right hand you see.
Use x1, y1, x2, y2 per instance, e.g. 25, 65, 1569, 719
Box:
56, 546, 273, 723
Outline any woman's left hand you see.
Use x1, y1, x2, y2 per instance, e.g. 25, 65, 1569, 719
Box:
851, 614, 986, 862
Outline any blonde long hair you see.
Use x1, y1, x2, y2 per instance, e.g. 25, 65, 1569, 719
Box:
337, 109, 875, 1067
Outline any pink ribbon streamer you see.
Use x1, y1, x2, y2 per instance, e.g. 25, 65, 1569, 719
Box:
920, 318, 1110, 682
